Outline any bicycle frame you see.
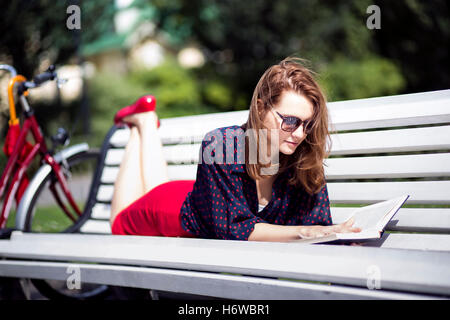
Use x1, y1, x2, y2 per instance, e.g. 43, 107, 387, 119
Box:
0, 75, 82, 229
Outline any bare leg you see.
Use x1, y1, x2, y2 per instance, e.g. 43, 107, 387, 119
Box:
110, 126, 144, 225
135, 112, 170, 193
110, 112, 169, 226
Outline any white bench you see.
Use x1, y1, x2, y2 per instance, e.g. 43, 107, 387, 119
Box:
0, 89, 449, 299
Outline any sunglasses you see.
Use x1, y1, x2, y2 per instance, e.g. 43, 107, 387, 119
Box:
273, 109, 313, 134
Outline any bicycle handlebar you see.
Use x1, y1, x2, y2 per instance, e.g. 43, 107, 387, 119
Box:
32, 65, 56, 86
2, 64, 60, 124
1, 64, 58, 92
0, 64, 17, 78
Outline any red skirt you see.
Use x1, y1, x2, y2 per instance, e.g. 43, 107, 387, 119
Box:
111, 180, 196, 237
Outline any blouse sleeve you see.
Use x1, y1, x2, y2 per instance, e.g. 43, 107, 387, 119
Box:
189, 131, 267, 240
299, 184, 333, 226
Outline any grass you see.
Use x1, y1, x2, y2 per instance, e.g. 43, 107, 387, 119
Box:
6, 205, 77, 233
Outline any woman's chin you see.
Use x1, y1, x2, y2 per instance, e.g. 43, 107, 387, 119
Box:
279, 146, 297, 155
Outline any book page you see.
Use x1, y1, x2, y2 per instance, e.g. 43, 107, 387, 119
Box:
290, 195, 409, 244
350, 196, 408, 231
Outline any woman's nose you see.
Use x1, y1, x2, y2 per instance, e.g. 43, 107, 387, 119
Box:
291, 125, 306, 141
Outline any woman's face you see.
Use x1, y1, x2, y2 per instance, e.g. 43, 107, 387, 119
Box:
261, 90, 314, 155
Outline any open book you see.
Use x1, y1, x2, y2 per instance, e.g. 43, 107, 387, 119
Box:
291, 194, 410, 244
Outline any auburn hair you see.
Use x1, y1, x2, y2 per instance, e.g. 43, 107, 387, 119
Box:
244, 57, 332, 195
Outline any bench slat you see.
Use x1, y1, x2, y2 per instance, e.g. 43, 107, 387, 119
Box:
331, 125, 450, 155
104, 149, 125, 166
325, 153, 450, 179
328, 94, 450, 131
88, 203, 450, 235
362, 233, 450, 251
108, 91, 450, 146
328, 181, 450, 204
163, 153, 450, 180
80, 219, 111, 234
0, 260, 435, 300
2, 232, 450, 296
331, 207, 450, 233
163, 168, 450, 204
91, 203, 112, 220
96, 185, 114, 203
95, 180, 450, 205
100, 166, 119, 184
160, 125, 450, 165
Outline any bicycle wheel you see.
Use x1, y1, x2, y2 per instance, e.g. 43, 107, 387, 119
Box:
22, 148, 112, 300
23, 148, 100, 233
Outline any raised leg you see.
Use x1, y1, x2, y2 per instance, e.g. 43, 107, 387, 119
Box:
110, 112, 169, 226
137, 112, 169, 193
110, 126, 144, 225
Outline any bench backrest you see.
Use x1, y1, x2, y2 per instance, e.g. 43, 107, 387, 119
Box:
81, 90, 450, 252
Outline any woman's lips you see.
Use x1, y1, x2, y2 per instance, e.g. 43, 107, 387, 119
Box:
285, 141, 299, 146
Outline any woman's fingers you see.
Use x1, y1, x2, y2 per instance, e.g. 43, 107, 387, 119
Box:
344, 217, 355, 227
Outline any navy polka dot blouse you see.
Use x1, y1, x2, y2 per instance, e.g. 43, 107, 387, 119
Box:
180, 125, 332, 240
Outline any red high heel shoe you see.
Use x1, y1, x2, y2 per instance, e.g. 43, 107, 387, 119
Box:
114, 95, 160, 127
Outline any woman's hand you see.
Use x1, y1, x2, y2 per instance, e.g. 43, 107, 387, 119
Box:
328, 217, 362, 234
297, 217, 362, 239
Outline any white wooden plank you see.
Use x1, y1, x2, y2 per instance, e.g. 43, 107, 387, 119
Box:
328, 89, 450, 131
0, 260, 435, 300
163, 144, 200, 164
104, 149, 125, 166
96, 185, 114, 203
79, 219, 111, 234
106, 90, 450, 147
324, 153, 450, 179
90, 203, 111, 220
326, 90, 450, 113
160, 125, 450, 165
109, 127, 130, 148
330, 125, 450, 155
2, 232, 450, 296
363, 233, 450, 252
167, 164, 197, 181
164, 153, 450, 179
327, 181, 450, 204
96, 175, 450, 204
100, 166, 120, 184
331, 207, 450, 233
165, 168, 450, 203
155, 90, 450, 144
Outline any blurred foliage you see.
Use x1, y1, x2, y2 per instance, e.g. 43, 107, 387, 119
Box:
0, 0, 115, 77
0, 0, 448, 151
202, 81, 234, 110
85, 60, 217, 147
130, 59, 201, 110
373, 0, 450, 93
318, 56, 406, 101
149, 0, 448, 103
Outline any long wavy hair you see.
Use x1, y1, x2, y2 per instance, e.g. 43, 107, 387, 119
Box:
244, 57, 332, 195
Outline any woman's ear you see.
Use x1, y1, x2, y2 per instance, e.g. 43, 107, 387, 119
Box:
257, 99, 264, 115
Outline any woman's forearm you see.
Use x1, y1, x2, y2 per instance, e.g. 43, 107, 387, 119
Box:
248, 223, 302, 242
248, 219, 361, 242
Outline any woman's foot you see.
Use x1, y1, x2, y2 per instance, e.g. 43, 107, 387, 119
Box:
121, 112, 159, 132
114, 95, 160, 128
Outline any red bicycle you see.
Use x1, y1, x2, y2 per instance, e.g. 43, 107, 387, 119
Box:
0, 64, 108, 299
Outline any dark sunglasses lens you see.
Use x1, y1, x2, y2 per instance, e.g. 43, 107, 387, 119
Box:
281, 117, 301, 132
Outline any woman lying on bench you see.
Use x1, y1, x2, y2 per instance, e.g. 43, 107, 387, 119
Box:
109, 57, 360, 242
